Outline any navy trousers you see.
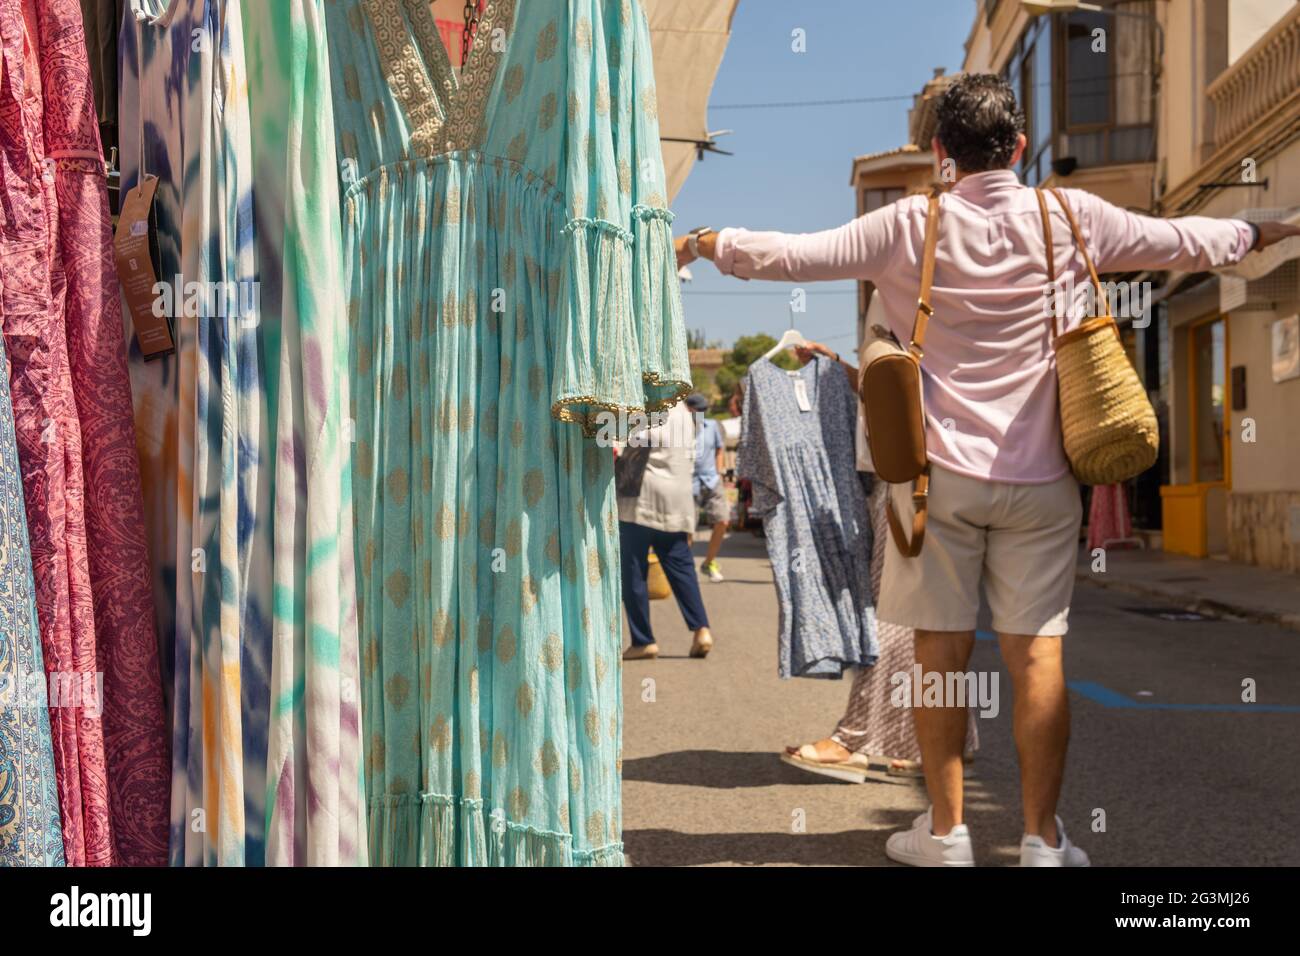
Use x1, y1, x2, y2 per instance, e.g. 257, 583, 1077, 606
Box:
619, 521, 710, 647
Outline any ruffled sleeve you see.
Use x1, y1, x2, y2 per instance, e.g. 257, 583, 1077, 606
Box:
551, 0, 691, 436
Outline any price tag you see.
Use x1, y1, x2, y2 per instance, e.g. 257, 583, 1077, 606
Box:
113, 175, 175, 359
793, 378, 812, 412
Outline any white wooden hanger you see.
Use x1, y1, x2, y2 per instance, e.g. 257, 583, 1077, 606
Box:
760, 326, 807, 362
761, 305, 809, 362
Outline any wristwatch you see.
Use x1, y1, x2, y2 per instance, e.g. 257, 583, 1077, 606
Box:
687, 226, 715, 259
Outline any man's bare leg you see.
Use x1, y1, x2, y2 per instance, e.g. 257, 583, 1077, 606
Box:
914, 629, 975, 835
997, 633, 1069, 847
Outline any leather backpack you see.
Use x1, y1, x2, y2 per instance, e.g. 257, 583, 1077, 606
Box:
858, 192, 941, 557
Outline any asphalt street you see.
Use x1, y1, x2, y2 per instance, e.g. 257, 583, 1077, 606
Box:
620, 530, 1300, 866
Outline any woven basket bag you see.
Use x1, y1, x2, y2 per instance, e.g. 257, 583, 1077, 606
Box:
647, 549, 671, 600
1037, 188, 1159, 486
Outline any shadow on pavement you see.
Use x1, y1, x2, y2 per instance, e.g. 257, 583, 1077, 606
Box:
623, 748, 917, 790
624, 814, 919, 866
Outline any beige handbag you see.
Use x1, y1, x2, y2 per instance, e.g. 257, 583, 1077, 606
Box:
858, 192, 941, 557
1036, 188, 1159, 485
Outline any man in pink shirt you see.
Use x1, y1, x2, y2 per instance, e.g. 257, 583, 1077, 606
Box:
676, 74, 1299, 867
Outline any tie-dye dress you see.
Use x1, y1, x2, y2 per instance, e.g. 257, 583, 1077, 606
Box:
121, 0, 362, 865
326, 0, 689, 865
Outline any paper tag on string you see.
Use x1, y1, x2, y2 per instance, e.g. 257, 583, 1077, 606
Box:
793, 379, 812, 412
113, 175, 175, 359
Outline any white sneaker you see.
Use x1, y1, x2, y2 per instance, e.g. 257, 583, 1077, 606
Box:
884, 807, 975, 867
1020, 816, 1090, 867
700, 559, 724, 582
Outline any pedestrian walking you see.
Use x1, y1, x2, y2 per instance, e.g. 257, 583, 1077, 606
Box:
674, 72, 1300, 866
686, 393, 730, 582
617, 400, 716, 661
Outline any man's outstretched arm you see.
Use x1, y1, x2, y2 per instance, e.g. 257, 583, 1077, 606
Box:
674, 205, 900, 283
1072, 190, 1300, 273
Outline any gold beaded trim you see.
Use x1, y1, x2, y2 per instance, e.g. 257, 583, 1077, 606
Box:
551, 375, 692, 438
363, 0, 446, 156
445, 1, 516, 153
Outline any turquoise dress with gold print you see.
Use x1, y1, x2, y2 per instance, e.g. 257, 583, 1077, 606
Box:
326, 0, 689, 865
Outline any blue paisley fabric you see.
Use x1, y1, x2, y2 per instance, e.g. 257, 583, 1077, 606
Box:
0, 341, 64, 867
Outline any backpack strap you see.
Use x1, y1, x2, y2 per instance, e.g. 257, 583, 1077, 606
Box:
908, 194, 941, 359
886, 466, 929, 557
888, 194, 941, 558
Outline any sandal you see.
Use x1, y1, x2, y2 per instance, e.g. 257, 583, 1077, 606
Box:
886, 753, 976, 778
779, 742, 873, 784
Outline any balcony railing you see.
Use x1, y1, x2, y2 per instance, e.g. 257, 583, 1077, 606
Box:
1206, 4, 1300, 146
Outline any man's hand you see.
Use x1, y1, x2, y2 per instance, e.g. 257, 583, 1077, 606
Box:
1253, 221, 1300, 251
674, 234, 696, 269
675, 231, 720, 269
793, 341, 838, 365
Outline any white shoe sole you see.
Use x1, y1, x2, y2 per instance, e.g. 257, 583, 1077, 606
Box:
779, 752, 869, 784
1020, 852, 1091, 867
885, 839, 975, 867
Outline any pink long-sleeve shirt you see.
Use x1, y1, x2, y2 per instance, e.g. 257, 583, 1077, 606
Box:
714, 169, 1253, 484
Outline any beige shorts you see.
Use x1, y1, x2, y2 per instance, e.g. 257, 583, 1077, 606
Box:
696, 482, 731, 526
878, 465, 1082, 636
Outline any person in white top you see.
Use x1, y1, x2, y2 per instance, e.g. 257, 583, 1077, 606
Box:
616, 400, 716, 661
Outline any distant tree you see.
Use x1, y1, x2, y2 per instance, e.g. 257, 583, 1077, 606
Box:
686, 327, 723, 350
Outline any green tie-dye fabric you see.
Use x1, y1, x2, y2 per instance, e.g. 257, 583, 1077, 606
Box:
326, 0, 689, 865
122, 0, 363, 865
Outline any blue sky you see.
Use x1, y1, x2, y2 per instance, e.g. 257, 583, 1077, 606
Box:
672, 0, 974, 352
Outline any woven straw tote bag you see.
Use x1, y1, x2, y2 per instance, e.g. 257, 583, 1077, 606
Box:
1036, 188, 1159, 485
647, 550, 671, 600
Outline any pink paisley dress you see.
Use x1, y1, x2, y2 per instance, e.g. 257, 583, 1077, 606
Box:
0, 0, 168, 865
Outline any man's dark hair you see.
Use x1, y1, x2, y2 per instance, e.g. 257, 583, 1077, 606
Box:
935, 73, 1026, 173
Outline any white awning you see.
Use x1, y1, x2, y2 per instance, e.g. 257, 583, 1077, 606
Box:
644, 0, 740, 203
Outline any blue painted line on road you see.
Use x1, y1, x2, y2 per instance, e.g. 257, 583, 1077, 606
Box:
1068, 681, 1300, 713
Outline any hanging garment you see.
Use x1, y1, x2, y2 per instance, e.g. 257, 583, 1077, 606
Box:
38, 0, 169, 865
243, 0, 365, 866
1086, 483, 1132, 552
1, 0, 108, 866
326, 0, 689, 865
738, 356, 878, 678
118, 0, 186, 722
0, 343, 64, 867
121, 0, 251, 864
121, 0, 362, 865
78, 0, 122, 154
